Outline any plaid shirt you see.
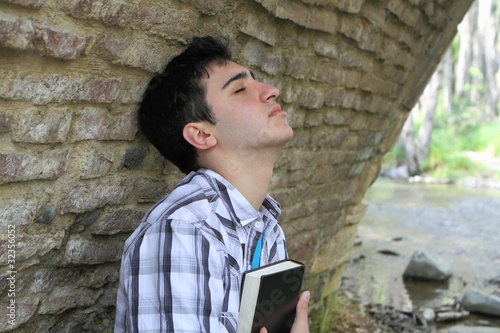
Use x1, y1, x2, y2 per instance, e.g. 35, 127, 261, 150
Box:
114, 169, 288, 333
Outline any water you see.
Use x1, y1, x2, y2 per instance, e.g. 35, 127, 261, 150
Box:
342, 178, 500, 328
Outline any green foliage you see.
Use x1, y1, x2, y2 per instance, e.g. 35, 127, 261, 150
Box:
419, 96, 500, 180
385, 91, 500, 181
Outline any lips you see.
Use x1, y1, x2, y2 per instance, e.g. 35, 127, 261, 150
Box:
269, 104, 287, 117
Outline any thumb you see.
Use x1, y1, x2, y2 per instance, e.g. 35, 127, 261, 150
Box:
296, 291, 311, 320
296, 291, 310, 319
259, 327, 268, 333
290, 291, 310, 333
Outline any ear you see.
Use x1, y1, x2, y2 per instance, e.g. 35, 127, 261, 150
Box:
183, 122, 217, 150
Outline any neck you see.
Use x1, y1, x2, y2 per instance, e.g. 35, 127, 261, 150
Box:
202, 149, 278, 211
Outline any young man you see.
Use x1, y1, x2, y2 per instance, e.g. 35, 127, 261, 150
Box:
114, 36, 309, 333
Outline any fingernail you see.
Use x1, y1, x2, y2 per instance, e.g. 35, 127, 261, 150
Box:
303, 291, 310, 302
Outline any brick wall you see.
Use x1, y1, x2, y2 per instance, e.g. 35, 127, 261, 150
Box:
0, 0, 472, 331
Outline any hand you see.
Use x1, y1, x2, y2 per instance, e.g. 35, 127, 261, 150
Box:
259, 291, 310, 333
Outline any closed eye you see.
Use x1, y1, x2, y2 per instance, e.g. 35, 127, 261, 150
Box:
234, 87, 245, 93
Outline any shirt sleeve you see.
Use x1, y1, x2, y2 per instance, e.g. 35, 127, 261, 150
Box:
122, 219, 233, 333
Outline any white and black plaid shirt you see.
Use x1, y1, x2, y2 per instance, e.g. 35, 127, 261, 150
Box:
114, 168, 288, 333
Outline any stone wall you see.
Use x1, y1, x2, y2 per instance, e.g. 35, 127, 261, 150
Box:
0, 0, 472, 332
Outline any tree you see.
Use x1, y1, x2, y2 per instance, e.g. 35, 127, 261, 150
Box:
398, 0, 500, 176
478, 0, 499, 118
401, 63, 443, 175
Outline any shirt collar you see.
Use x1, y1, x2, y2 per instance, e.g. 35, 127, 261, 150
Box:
198, 168, 281, 227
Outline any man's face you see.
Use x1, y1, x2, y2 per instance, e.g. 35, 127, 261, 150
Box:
204, 61, 293, 157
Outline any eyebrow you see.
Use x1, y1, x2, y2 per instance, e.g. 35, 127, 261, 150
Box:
221, 70, 256, 90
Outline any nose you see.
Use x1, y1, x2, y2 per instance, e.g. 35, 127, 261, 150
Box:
259, 81, 279, 103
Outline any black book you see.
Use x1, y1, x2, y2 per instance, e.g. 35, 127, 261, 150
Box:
236, 260, 305, 333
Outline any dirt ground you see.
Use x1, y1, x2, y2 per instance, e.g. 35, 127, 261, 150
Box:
331, 290, 428, 333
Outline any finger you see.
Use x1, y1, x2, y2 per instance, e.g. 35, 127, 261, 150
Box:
290, 291, 310, 333
296, 291, 310, 320
259, 327, 268, 333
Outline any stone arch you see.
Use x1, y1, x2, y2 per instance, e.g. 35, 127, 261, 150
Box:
0, 0, 473, 331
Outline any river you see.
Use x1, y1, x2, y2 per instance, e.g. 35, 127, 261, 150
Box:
341, 178, 500, 330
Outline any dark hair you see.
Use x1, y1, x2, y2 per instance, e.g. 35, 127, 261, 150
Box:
138, 36, 231, 174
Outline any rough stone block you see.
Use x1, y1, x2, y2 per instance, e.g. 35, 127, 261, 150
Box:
324, 108, 353, 125
135, 177, 175, 203
358, 72, 381, 93
242, 41, 282, 75
310, 223, 358, 274
309, 127, 348, 147
311, 65, 342, 86
0, 72, 80, 104
347, 161, 365, 178
83, 263, 121, 287
35, 204, 57, 225
324, 88, 346, 106
118, 146, 146, 170
59, 0, 137, 27
38, 285, 103, 314
345, 199, 369, 225
70, 107, 137, 142
12, 107, 71, 143
355, 146, 374, 161
0, 111, 11, 134
0, 297, 39, 331
359, 30, 384, 53
340, 90, 356, 109
342, 70, 361, 89
89, 208, 143, 235
62, 180, 133, 213
180, 0, 223, 15
0, 200, 36, 234
340, 49, 366, 69
120, 78, 149, 104
62, 236, 124, 265
301, 87, 324, 109
38, 24, 86, 59
367, 94, 391, 114
81, 149, 115, 179
0, 73, 119, 104
310, 165, 349, 184
17, 269, 56, 294
309, 7, 337, 34
304, 110, 325, 127
329, 0, 363, 13
272, 1, 310, 28
0, 150, 69, 184
1, 0, 45, 8
313, 38, 339, 59
285, 57, 312, 79
349, 113, 369, 131
0, 199, 65, 262
99, 34, 173, 72
0, 17, 34, 50
287, 149, 314, 171
369, 115, 389, 131
339, 15, 364, 41
239, 12, 278, 46
77, 79, 121, 103
387, 0, 405, 19
136, 6, 198, 41
360, 1, 387, 28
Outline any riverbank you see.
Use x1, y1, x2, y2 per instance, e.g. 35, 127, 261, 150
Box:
336, 178, 500, 332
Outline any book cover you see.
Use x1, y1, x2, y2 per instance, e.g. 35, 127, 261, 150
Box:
237, 260, 305, 333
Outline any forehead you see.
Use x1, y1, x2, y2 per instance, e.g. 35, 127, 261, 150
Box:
204, 61, 250, 89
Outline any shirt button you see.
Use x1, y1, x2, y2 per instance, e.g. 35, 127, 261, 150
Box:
255, 221, 262, 229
